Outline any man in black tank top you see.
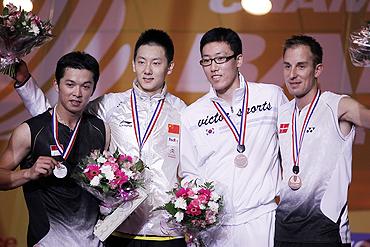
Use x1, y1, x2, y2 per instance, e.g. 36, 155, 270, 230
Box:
0, 51, 110, 247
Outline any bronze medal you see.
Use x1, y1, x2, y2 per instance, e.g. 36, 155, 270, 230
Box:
234, 153, 248, 168
288, 175, 302, 190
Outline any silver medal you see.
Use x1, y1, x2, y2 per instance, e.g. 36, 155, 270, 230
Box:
234, 153, 248, 168
53, 163, 68, 178
288, 175, 302, 190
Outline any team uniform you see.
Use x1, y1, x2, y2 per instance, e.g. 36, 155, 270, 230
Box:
16, 79, 187, 246
275, 91, 354, 247
21, 111, 105, 247
179, 73, 287, 247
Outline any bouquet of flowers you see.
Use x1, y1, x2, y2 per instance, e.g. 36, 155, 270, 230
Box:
73, 149, 146, 215
162, 179, 224, 247
0, 3, 53, 77
349, 22, 370, 67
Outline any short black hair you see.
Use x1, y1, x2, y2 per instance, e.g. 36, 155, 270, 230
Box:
55, 51, 100, 93
200, 27, 242, 56
134, 29, 174, 63
283, 35, 323, 67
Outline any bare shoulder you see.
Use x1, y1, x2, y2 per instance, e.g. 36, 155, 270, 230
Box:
338, 96, 361, 118
338, 96, 370, 128
0, 123, 31, 170
11, 123, 31, 144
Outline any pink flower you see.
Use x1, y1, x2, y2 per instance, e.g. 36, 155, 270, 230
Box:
118, 154, 133, 163
199, 188, 211, 198
176, 187, 195, 198
175, 188, 188, 198
84, 164, 101, 180
104, 161, 119, 172
110, 169, 129, 189
205, 210, 217, 224
186, 205, 201, 216
186, 199, 201, 216
198, 194, 209, 204
107, 156, 116, 163
118, 154, 134, 169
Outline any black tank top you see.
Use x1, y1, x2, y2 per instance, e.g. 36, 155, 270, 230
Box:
20, 110, 105, 247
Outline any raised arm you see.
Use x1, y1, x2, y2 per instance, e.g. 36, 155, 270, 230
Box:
338, 96, 370, 129
13, 61, 51, 116
0, 123, 57, 190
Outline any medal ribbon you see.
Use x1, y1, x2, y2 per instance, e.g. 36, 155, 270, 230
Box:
291, 89, 321, 167
130, 89, 165, 155
212, 81, 249, 147
52, 106, 82, 160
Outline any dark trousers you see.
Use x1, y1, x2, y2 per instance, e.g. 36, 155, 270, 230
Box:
105, 235, 187, 247
274, 241, 351, 247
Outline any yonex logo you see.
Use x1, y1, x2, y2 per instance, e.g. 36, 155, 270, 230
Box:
306, 127, 315, 133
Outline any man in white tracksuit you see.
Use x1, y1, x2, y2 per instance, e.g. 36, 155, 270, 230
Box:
13, 29, 187, 247
179, 27, 287, 246
275, 35, 370, 247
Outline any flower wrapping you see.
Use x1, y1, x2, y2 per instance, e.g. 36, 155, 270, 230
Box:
73, 149, 146, 215
0, 3, 53, 77
349, 23, 370, 67
161, 179, 224, 246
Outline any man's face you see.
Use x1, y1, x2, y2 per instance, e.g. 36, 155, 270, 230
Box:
283, 45, 322, 99
133, 44, 174, 94
201, 41, 242, 95
55, 68, 95, 114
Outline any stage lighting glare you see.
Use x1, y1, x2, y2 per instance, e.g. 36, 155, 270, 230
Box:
241, 0, 272, 16
3, 0, 33, 11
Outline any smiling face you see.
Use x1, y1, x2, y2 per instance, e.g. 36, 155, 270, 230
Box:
55, 68, 94, 115
132, 44, 174, 95
283, 44, 323, 106
201, 41, 243, 97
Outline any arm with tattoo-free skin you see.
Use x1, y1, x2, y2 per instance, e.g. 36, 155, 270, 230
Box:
0, 123, 58, 190
338, 97, 370, 135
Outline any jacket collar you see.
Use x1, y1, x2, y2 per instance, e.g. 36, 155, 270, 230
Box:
132, 79, 167, 101
208, 72, 247, 103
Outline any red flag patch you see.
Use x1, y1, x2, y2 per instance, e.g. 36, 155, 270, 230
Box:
279, 123, 289, 134
168, 124, 180, 134
50, 145, 62, 156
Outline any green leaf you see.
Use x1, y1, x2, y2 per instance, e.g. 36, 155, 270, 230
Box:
135, 159, 145, 172
164, 202, 177, 216
113, 148, 120, 158
101, 183, 109, 193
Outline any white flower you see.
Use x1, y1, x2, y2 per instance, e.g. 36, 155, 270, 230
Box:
174, 197, 187, 210
123, 169, 134, 178
210, 191, 220, 201
30, 23, 39, 35
100, 165, 115, 181
174, 211, 184, 222
97, 156, 107, 163
90, 175, 101, 186
208, 201, 219, 212
192, 187, 200, 194
199, 203, 206, 210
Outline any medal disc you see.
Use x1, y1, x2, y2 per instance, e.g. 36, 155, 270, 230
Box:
53, 163, 68, 178
288, 175, 302, 190
234, 153, 248, 168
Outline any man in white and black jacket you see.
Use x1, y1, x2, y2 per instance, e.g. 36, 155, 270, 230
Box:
178, 27, 287, 247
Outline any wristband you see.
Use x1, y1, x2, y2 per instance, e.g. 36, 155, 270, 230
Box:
14, 73, 31, 88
